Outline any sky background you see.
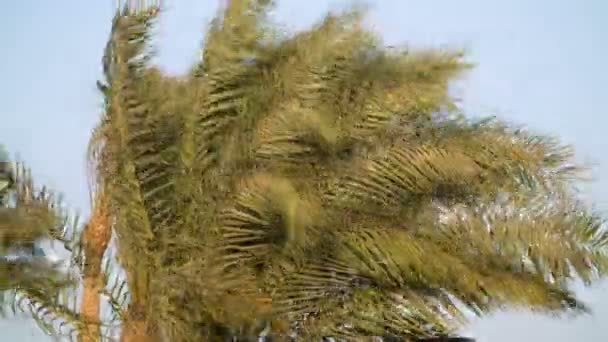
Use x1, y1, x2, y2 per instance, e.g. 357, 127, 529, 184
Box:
1, 0, 607, 340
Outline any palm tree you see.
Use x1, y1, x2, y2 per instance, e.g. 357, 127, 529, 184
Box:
60, 0, 608, 341
0, 146, 83, 337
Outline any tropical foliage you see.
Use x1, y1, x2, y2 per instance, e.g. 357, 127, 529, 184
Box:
4, 1, 608, 341
0, 146, 82, 337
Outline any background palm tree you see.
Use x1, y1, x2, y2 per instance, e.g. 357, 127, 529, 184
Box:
0, 145, 82, 337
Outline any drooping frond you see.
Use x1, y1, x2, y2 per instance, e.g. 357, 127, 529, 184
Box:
295, 288, 455, 341
341, 228, 581, 311
423, 195, 608, 288
328, 144, 482, 215
435, 116, 584, 199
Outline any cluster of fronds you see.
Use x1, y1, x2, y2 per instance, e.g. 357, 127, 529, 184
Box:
0, 157, 86, 339
78, 1, 608, 341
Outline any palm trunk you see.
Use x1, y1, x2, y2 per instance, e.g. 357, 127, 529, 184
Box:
79, 276, 104, 342
79, 194, 111, 342
119, 301, 144, 342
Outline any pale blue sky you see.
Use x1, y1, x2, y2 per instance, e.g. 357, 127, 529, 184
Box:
1, 0, 607, 340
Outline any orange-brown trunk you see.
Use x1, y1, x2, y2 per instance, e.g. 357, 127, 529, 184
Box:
79, 276, 103, 342
79, 193, 111, 342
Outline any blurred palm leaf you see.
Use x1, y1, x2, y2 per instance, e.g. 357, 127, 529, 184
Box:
0, 159, 84, 340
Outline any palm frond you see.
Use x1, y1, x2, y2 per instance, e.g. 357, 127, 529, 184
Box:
254, 103, 340, 166
0, 161, 84, 339
296, 288, 454, 341
193, 0, 274, 178
423, 196, 608, 287
100, 251, 130, 324
338, 228, 583, 314
329, 144, 481, 214
218, 173, 319, 271
437, 117, 583, 198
